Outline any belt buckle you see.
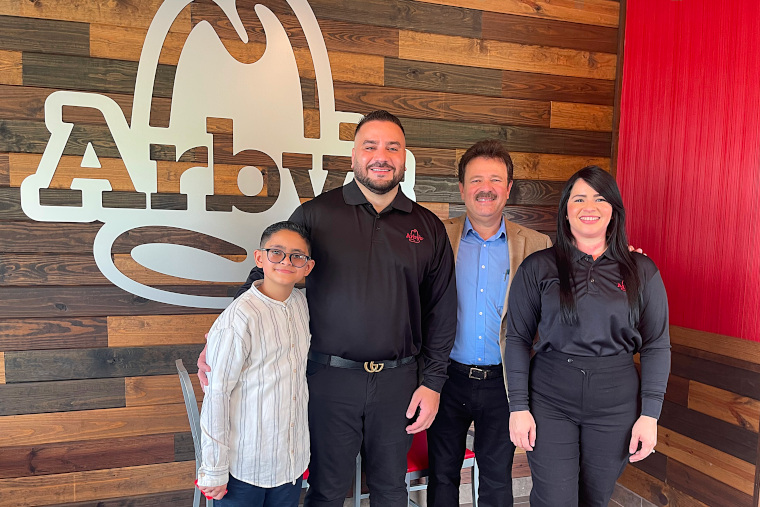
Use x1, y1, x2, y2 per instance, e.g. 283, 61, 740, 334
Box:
364, 361, 384, 373
468, 367, 486, 380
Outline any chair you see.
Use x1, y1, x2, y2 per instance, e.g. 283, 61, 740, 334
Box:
354, 430, 479, 507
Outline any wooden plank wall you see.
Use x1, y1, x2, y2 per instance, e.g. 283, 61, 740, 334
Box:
622, 326, 760, 507
0, 0, 621, 505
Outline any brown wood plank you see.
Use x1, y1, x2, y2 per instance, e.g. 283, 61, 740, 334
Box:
384, 58, 503, 97
174, 431, 195, 462
0, 253, 107, 286
418, 202, 449, 221
333, 81, 550, 127
399, 31, 617, 81
415, 176, 562, 205
511, 450, 530, 478
408, 147, 457, 177
0, 460, 195, 506
449, 205, 557, 231
14, 0, 190, 32
0, 434, 176, 478
0, 49, 21, 85
665, 373, 690, 406
89, 23, 187, 66
48, 490, 195, 507
509, 152, 610, 180
0, 378, 124, 416
618, 464, 709, 507
125, 374, 203, 407
550, 101, 614, 132
0, 352, 4, 384
0, 152, 9, 186
671, 347, 760, 401
0, 403, 190, 447
671, 325, 760, 365
0, 318, 107, 352
482, 11, 618, 53
22, 53, 176, 98
688, 381, 760, 432
668, 456, 754, 507
629, 446, 668, 482
4, 344, 205, 382
402, 117, 612, 156
108, 314, 217, 347
309, 0, 481, 39
412, 0, 620, 28
0, 15, 89, 56
502, 70, 616, 105
658, 427, 755, 496
659, 400, 757, 465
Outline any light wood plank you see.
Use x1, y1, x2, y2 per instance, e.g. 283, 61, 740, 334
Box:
418, 202, 449, 221
126, 374, 204, 407
112, 255, 247, 288
17, 0, 191, 32
107, 314, 218, 347
0, 352, 5, 384
90, 23, 187, 65
510, 152, 610, 180
0, 461, 194, 506
0, 50, 21, 85
413, 0, 620, 28
399, 31, 617, 81
550, 101, 613, 131
671, 326, 760, 365
688, 381, 760, 433
657, 427, 755, 496
0, 403, 190, 447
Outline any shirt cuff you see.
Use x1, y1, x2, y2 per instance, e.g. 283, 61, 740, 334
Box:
508, 403, 530, 413
197, 466, 229, 488
421, 375, 445, 393
641, 397, 663, 419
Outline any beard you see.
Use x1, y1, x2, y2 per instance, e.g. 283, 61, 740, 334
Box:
353, 162, 405, 195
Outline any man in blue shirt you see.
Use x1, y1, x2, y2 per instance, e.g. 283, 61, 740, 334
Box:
427, 140, 552, 507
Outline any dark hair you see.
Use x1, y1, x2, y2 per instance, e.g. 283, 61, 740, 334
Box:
555, 166, 640, 325
260, 221, 311, 254
355, 110, 405, 136
457, 140, 514, 184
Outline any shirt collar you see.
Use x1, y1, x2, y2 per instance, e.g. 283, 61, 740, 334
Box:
572, 245, 612, 262
342, 179, 413, 213
462, 216, 507, 241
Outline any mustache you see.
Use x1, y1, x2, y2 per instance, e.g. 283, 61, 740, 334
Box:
367, 162, 395, 170
475, 191, 498, 200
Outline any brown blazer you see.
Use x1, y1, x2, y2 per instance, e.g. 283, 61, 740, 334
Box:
441, 214, 552, 388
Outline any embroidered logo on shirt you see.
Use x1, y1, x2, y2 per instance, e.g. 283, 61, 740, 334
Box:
406, 229, 424, 243
617, 280, 626, 292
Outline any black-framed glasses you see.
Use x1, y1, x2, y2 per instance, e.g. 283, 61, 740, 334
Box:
260, 248, 311, 268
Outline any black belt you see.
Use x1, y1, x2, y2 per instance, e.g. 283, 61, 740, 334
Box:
449, 360, 503, 380
308, 351, 415, 373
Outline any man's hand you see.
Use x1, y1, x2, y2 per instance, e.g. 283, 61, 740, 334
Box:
509, 410, 536, 451
196, 481, 227, 500
197, 335, 210, 387
629, 415, 658, 462
628, 245, 646, 256
405, 385, 440, 434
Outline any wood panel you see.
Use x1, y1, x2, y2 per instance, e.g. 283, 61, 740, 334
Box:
0, 318, 107, 352
407, 147, 457, 177
664, 373, 690, 407
668, 458, 754, 507
111, 255, 247, 288
0, 434, 176, 479
47, 490, 195, 507
0, 254, 107, 286
414, 176, 562, 206
0, 461, 195, 506
4, 344, 204, 382
509, 152, 611, 180
0, 403, 190, 447
0, 352, 4, 384
125, 374, 204, 407
688, 381, 760, 432
173, 432, 195, 462
418, 202, 449, 221
0, 15, 89, 56
619, 464, 709, 507
671, 325, 760, 365
502, 70, 616, 106
0, 378, 124, 416
108, 314, 216, 347
550, 102, 614, 132
671, 348, 760, 401
385, 58, 503, 98
399, 31, 617, 81
0, 49, 22, 85
0, 152, 9, 186
412, 0, 620, 28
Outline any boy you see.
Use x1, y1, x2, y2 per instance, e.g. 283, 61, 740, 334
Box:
196, 221, 315, 506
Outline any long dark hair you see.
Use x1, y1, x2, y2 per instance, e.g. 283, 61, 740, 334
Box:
555, 166, 640, 326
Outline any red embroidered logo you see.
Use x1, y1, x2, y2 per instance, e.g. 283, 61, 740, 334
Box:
406, 229, 424, 243
617, 281, 626, 292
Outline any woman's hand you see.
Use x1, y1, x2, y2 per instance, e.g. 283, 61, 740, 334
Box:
628, 415, 658, 462
197, 481, 228, 500
509, 410, 536, 451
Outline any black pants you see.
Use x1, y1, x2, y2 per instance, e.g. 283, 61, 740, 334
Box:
427, 363, 515, 507
527, 351, 638, 507
303, 359, 417, 507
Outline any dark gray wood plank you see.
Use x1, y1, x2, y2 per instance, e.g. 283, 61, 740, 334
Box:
0, 378, 125, 415
449, 205, 558, 231
4, 344, 205, 382
0, 15, 89, 56
416, 176, 562, 206
667, 459, 753, 507
0, 318, 107, 352
174, 432, 195, 462
385, 58, 503, 97
0, 253, 106, 286
671, 346, 760, 400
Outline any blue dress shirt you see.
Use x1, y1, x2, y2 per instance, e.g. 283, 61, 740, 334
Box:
450, 217, 510, 366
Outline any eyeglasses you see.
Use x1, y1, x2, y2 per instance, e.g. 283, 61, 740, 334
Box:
260, 248, 311, 268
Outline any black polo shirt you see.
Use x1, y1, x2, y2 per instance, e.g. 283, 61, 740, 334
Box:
237, 180, 457, 392
505, 246, 670, 418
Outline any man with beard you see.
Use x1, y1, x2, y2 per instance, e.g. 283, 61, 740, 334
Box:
198, 110, 457, 506
427, 140, 551, 507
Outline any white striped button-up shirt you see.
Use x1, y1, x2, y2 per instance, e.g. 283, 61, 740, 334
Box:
198, 281, 310, 488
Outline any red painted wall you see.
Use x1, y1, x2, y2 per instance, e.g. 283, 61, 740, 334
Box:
617, 0, 760, 341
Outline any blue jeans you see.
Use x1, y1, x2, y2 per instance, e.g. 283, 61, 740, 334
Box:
219, 474, 303, 507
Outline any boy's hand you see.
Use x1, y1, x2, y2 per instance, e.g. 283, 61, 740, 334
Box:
197, 335, 210, 387
405, 385, 440, 434
197, 481, 228, 500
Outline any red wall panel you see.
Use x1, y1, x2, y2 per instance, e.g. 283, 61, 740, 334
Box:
617, 0, 760, 341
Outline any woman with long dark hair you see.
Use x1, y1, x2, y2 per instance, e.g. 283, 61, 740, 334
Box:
504, 166, 670, 507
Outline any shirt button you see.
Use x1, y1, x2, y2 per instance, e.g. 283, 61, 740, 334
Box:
478, 336, 482, 340
591, 278, 595, 282
293, 369, 297, 373
480, 289, 484, 292
481, 265, 485, 269
567, 358, 573, 363
293, 396, 296, 401
479, 312, 483, 315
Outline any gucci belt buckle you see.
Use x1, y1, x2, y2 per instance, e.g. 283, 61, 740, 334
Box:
364, 361, 384, 373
